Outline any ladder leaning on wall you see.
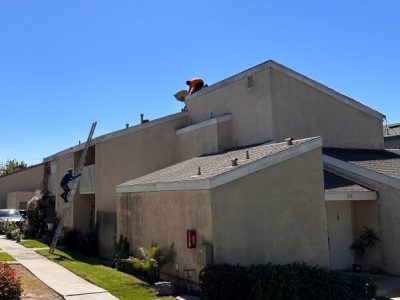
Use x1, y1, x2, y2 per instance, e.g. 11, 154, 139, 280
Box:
49, 122, 97, 254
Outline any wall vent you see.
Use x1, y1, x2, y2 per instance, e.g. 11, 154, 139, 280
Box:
247, 76, 255, 88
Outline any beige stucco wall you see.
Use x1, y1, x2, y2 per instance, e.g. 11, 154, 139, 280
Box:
95, 115, 188, 257
95, 115, 188, 212
117, 190, 212, 281
187, 68, 274, 147
7, 191, 37, 209
270, 68, 384, 149
326, 169, 400, 274
176, 119, 233, 160
351, 200, 382, 270
211, 148, 330, 267
0, 164, 43, 208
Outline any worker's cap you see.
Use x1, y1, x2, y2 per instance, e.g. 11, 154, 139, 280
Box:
186, 80, 191, 85
67, 168, 73, 172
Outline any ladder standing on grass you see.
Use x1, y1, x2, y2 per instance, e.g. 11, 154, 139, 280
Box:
49, 122, 97, 254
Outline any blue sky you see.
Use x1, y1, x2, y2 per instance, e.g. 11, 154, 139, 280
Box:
1, 0, 399, 165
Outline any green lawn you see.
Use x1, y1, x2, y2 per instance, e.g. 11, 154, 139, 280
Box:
20, 239, 50, 248
0, 251, 15, 261
36, 249, 174, 300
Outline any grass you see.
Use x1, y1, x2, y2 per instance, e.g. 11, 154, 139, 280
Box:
36, 249, 174, 300
0, 251, 15, 261
20, 239, 50, 248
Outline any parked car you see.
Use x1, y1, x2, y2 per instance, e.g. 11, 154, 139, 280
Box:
0, 209, 23, 232
18, 209, 27, 219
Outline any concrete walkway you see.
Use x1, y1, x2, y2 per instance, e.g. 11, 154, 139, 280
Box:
0, 236, 117, 299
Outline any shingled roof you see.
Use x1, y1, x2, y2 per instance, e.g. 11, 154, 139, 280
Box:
323, 148, 400, 181
117, 137, 322, 193
384, 123, 400, 137
324, 171, 370, 192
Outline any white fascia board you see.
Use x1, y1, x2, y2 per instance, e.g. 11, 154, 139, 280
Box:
176, 114, 231, 135
116, 179, 211, 193
325, 191, 377, 201
116, 136, 323, 194
43, 112, 188, 162
323, 155, 400, 190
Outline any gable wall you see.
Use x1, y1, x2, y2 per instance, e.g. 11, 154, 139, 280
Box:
270, 68, 384, 149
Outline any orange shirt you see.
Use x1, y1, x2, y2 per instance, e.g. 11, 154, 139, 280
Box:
189, 78, 204, 86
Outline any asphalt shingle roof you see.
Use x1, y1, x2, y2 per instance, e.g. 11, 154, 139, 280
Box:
323, 148, 400, 181
384, 123, 400, 137
324, 171, 371, 192
119, 137, 318, 188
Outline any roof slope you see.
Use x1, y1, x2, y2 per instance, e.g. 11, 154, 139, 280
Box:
323, 148, 400, 181
324, 171, 370, 192
384, 123, 400, 137
186, 60, 383, 120
117, 137, 322, 193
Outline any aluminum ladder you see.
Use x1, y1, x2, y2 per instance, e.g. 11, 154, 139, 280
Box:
49, 122, 97, 253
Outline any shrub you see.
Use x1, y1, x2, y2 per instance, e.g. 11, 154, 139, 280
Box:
291, 262, 350, 300
248, 264, 300, 300
199, 263, 353, 300
116, 257, 157, 280
112, 235, 129, 268
116, 243, 176, 282
199, 264, 250, 300
60, 228, 79, 251
76, 230, 97, 256
0, 263, 23, 299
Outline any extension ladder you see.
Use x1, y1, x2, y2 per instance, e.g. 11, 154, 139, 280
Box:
49, 122, 97, 253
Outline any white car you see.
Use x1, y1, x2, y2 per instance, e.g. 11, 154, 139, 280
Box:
0, 209, 23, 232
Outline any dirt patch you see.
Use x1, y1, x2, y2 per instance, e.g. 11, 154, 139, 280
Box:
11, 264, 62, 299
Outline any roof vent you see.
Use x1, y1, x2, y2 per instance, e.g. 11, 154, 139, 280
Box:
231, 158, 238, 166
285, 137, 294, 145
247, 76, 254, 88
197, 167, 201, 175
246, 151, 250, 159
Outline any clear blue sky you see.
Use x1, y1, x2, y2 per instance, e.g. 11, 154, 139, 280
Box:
1, 0, 399, 165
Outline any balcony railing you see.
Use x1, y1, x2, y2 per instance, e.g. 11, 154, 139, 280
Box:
80, 164, 95, 194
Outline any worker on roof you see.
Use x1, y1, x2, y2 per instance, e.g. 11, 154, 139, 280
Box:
186, 78, 204, 95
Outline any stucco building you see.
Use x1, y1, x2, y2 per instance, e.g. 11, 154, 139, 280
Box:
384, 123, 400, 149
0, 163, 43, 209
12, 60, 400, 282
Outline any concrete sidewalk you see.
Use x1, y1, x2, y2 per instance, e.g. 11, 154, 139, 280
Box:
0, 236, 117, 299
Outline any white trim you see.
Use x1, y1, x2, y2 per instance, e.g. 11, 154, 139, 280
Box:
186, 60, 383, 120
323, 155, 400, 190
116, 137, 323, 193
176, 114, 231, 135
325, 191, 377, 201
43, 112, 188, 162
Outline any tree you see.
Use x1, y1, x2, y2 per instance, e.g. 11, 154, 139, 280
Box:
0, 159, 27, 176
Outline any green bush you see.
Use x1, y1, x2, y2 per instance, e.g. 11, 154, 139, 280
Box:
112, 235, 129, 268
76, 230, 97, 256
116, 257, 157, 280
248, 264, 300, 300
0, 262, 23, 299
60, 228, 79, 251
116, 243, 176, 282
291, 262, 350, 300
199, 263, 354, 300
199, 264, 250, 300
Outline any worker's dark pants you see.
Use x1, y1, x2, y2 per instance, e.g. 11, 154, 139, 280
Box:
60, 182, 70, 200
193, 82, 204, 93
